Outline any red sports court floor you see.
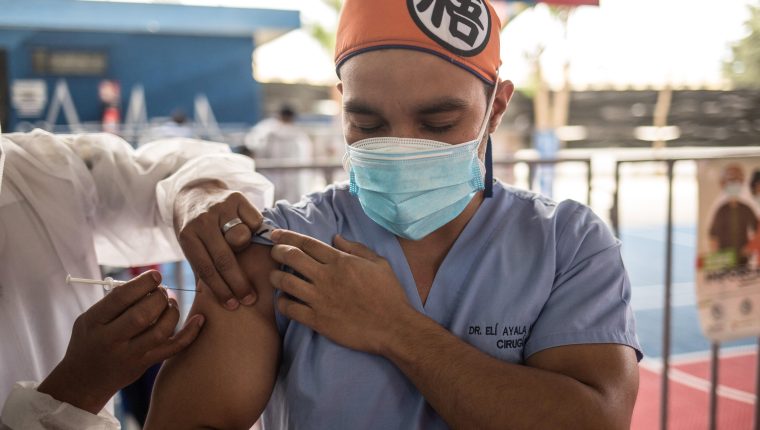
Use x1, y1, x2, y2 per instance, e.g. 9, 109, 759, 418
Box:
633, 347, 757, 429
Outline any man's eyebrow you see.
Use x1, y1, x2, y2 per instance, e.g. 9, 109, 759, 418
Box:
343, 100, 378, 115
343, 97, 470, 115
416, 97, 469, 115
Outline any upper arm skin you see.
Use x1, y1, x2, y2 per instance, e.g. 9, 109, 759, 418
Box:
145, 244, 281, 430
526, 344, 639, 428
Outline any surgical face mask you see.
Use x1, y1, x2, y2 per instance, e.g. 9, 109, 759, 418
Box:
343, 81, 498, 240
724, 182, 743, 198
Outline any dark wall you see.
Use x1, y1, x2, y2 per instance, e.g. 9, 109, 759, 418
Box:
669, 90, 760, 147
566, 90, 760, 148
0, 29, 259, 130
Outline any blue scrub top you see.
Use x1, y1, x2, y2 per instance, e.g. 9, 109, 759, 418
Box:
255, 181, 641, 430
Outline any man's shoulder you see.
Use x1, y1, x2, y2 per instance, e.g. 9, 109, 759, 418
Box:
495, 181, 587, 227
494, 182, 616, 260
714, 200, 758, 218
274, 182, 352, 211
497, 182, 556, 206
262, 182, 353, 238
739, 201, 758, 216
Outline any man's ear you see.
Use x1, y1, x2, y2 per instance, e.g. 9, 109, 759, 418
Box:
488, 80, 514, 134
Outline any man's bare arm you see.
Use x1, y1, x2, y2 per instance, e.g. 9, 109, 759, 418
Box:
385, 315, 639, 430
145, 244, 280, 430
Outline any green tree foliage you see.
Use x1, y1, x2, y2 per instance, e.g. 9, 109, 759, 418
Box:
725, 2, 760, 88
309, 0, 342, 54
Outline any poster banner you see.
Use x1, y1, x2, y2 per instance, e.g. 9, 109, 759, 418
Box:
11, 80, 47, 118
696, 157, 760, 342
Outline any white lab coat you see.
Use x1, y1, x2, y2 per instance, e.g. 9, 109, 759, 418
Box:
245, 118, 314, 203
0, 129, 274, 429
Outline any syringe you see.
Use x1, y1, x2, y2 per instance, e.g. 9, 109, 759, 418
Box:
66, 275, 198, 292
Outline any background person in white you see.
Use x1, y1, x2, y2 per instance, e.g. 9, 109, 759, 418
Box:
245, 105, 314, 203
0, 127, 273, 427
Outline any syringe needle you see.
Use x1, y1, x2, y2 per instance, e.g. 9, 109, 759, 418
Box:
66, 275, 124, 286
66, 275, 198, 292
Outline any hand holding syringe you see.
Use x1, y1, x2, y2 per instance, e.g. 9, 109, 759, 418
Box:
66, 275, 198, 292
37, 270, 203, 414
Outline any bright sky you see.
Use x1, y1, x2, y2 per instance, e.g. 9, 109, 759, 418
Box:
503, 0, 756, 89
92, 0, 755, 89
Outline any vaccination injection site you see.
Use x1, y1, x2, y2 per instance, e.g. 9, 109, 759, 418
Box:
1, 0, 760, 429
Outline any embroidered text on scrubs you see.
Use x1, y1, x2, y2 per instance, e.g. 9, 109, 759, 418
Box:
468, 324, 529, 349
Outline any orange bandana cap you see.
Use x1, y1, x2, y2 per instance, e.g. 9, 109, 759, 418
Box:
335, 0, 502, 85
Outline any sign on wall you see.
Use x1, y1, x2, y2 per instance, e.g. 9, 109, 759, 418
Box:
11, 79, 47, 117
696, 157, 760, 342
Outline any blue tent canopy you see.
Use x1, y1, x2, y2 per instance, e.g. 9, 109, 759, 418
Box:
0, 0, 300, 40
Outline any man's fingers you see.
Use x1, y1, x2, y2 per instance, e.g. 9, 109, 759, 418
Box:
224, 223, 252, 253
199, 228, 257, 305
270, 270, 315, 304
333, 235, 378, 260
108, 286, 169, 340
271, 229, 338, 264
270, 244, 322, 281
143, 314, 205, 365
88, 271, 161, 324
219, 204, 253, 252
130, 298, 181, 352
276, 295, 315, 327
236, 195, 264, 230
181, 234, 245, 310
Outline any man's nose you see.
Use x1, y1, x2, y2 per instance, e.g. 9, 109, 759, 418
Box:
387, 124, 423, 140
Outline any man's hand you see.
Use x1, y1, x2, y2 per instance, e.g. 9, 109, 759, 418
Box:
268, 230, 414, 355
37, 271, 204, 415
174, 180, 264, 310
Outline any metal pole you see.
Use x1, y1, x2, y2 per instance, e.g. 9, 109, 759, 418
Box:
754, 337, 760, 430
660, 159, 675, 430
527, 162, 535, 192
612, 161, 621, 237
172, 261, 189, 322
173, 261, 184, 290
708, 342, 720, 430
585, 159, 592, 207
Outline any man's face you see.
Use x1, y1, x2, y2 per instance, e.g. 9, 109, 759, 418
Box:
721, 165, 745, 187
723, 165, 744, 183
338, 50, 507, 150
721, 164, 745, 199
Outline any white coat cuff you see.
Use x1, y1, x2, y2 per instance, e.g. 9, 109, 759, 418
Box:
156, 153, 275, 227
1, 382, 119, 430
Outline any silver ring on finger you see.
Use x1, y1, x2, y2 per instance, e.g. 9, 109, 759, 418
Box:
221, 217, 243, 234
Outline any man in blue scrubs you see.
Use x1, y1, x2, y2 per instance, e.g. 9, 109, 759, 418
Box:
147, 1, 641, 428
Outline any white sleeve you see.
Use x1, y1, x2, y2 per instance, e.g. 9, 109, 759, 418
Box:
63, 134, 273, 267
155, 152, 275, 227
0, 382, 119, 430
4, 130, 274, 267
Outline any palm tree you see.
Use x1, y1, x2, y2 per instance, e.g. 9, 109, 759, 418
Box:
309, 0, 342, 55
724, 1, 760, 88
